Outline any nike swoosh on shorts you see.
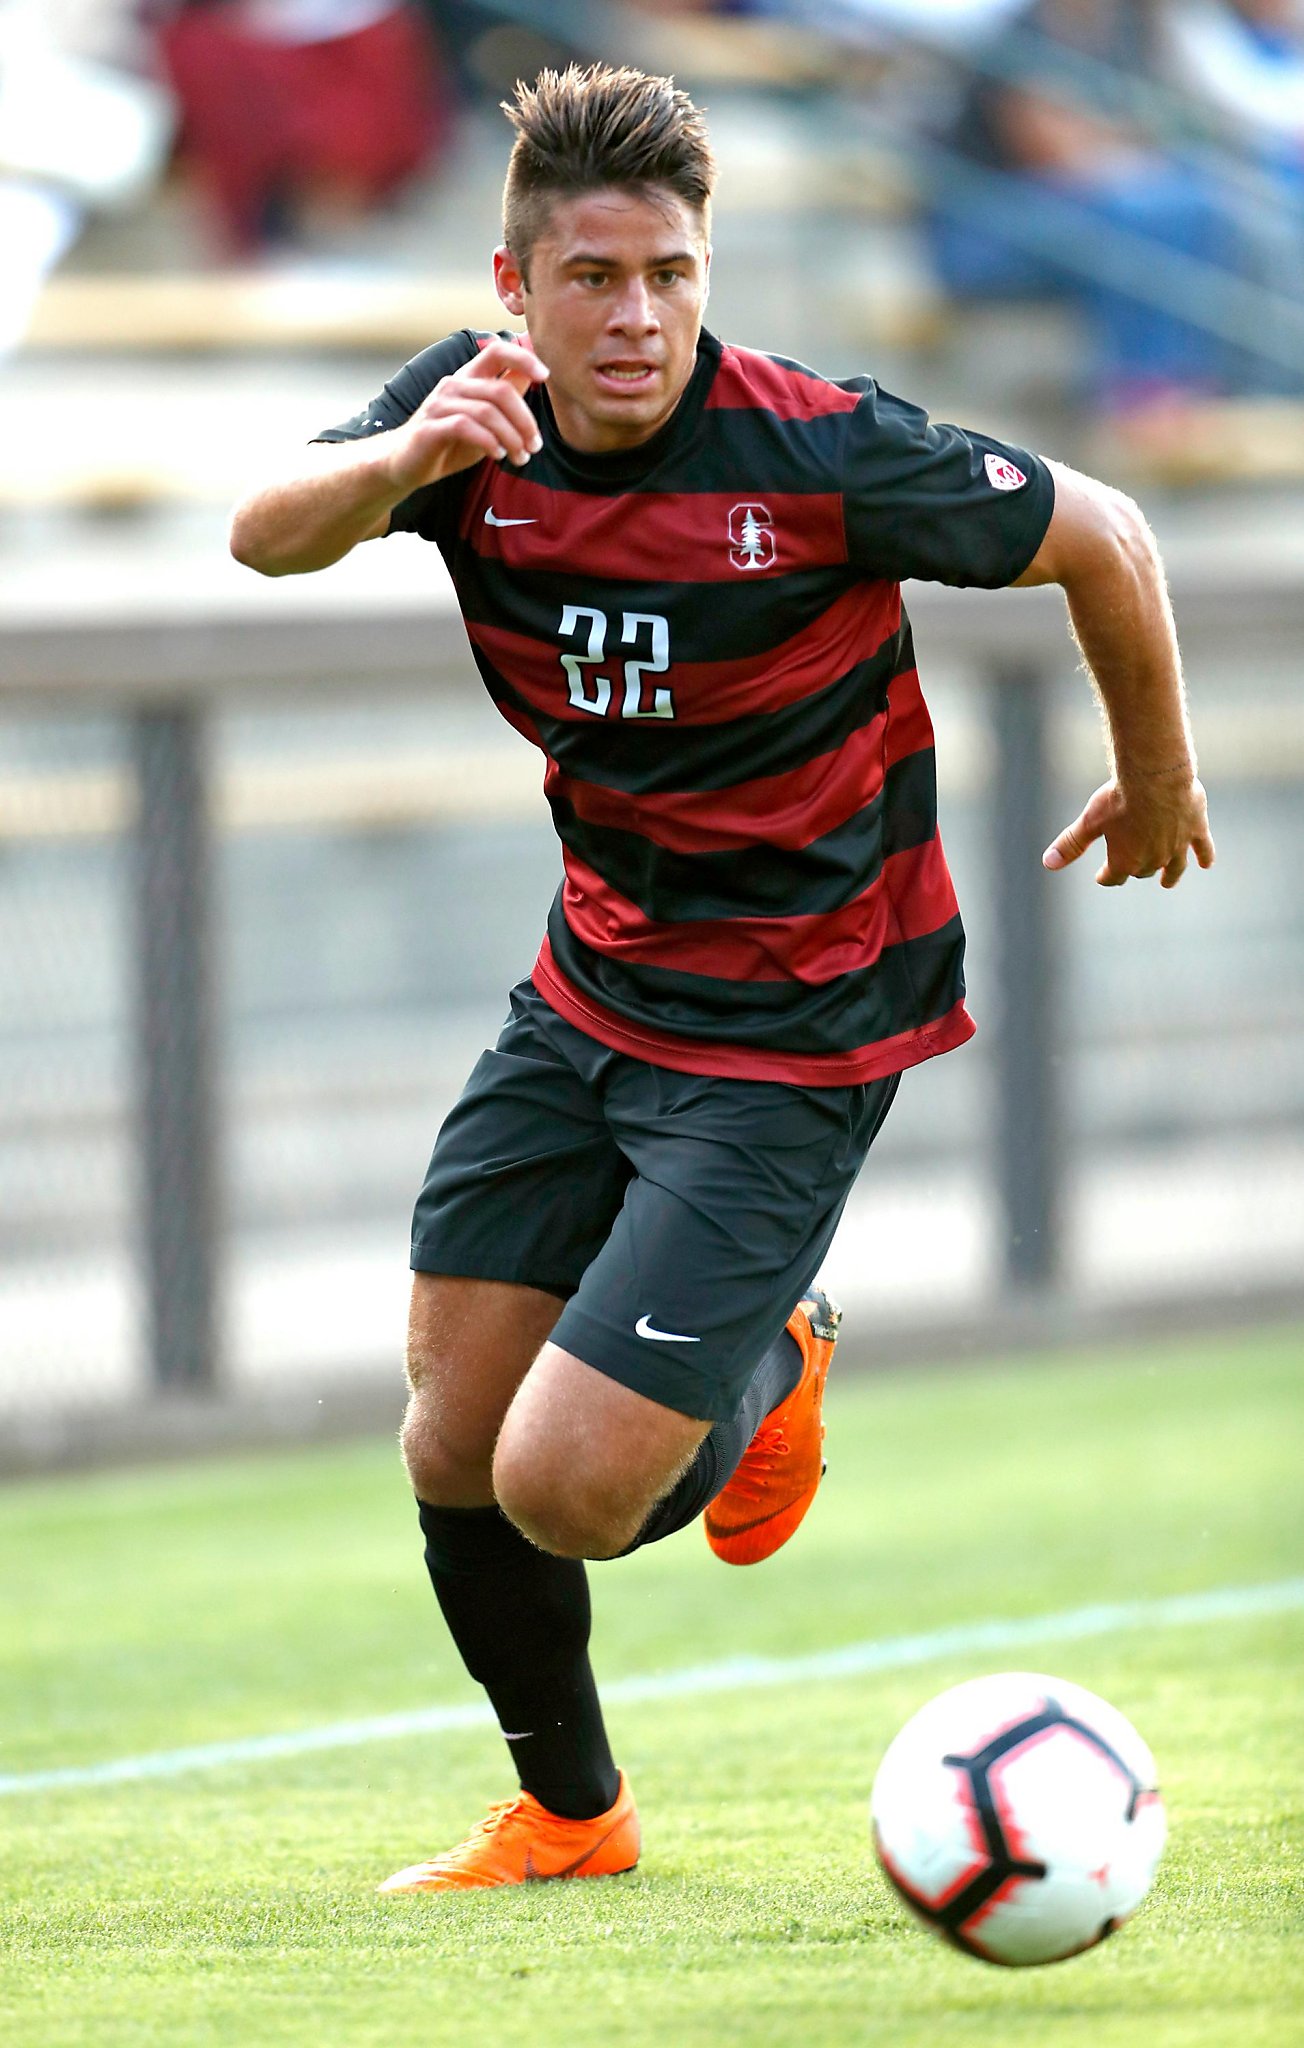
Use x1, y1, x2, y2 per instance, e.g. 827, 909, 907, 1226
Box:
635, 1315, 701, 1343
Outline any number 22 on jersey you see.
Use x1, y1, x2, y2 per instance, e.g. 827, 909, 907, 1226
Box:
559, 606, 673, 721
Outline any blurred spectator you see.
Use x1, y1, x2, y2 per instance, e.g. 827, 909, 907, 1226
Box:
775, 0, 1025, 51
1158, 2, 1304, 387
927, 0, 1263, 413
1161, 2, 1304, 175
0, 0, 173, 349
414, 0, 585, 109
15, 0, 149, 66
149, 2, 453, 255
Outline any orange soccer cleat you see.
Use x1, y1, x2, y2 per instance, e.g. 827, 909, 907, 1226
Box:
704, 1289, 842, 1567
376, 1771, 640, 1894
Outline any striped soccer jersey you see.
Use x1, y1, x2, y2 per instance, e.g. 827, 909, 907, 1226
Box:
317, 328, 1055, 1086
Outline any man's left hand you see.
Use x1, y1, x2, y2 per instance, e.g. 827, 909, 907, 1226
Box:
1043, 774, 1216, 888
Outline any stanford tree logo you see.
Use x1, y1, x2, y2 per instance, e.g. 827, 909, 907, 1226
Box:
729, 502, 776, 571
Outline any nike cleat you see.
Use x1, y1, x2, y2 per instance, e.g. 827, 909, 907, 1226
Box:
377, 1771, 640, 1894
704, 1289, 842, 1567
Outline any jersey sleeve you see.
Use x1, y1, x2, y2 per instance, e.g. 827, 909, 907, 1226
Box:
841, 383, 1055, 589
310, 328, 485, 542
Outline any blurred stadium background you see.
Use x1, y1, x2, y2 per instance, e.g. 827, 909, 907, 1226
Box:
2, 0, 1303, 1471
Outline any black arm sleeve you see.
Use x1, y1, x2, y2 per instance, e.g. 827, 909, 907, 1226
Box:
310, 328, 494, 544
841, 383, 1056, 589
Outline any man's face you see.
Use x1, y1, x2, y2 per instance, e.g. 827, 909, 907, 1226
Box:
494, 186, 710, 455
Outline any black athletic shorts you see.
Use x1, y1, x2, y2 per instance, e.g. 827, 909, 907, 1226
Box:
410, 980, 899, 1422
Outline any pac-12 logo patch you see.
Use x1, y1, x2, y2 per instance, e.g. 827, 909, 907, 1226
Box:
984, 452, 1028, 493
729, 502, 776, 571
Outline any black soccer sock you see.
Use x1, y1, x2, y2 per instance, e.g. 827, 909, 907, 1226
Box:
417, 1500, 620, 1822
619, 1326, 803, 1553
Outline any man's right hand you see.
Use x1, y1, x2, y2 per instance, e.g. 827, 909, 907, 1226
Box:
230, 339, 550, 577
383, 337, 549, 495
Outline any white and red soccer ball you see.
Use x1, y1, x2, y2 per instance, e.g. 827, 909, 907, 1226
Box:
870, 1672, 1166, 1967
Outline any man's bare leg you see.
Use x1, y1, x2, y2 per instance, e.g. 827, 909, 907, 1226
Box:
400, 1272, 564, 1506
400, 1273, 632, 1834
385, 1274, 806, 1893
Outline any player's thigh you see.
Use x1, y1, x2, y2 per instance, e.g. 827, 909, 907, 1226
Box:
494, 1070, 898, 1548
406, 1273, 565, 1474
408, 981, 633, 1302
548, 1066, 900, 1427
404, 982, 633, 1468
494, 1339, 710, 1553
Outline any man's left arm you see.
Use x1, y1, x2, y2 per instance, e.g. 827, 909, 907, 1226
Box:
1013, 460, 1216, 889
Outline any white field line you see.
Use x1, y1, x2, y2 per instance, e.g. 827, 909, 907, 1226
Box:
4, 1577, 1301, 1800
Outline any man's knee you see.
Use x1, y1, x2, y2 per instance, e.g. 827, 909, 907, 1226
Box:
491, 1342, 707, 1557
400, 1388, 495, 1508
492, 1435, 643, 1560
401, 1274, 560, 1507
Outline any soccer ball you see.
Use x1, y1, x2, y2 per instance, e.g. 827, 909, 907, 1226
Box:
870, 1671, 1166, 1966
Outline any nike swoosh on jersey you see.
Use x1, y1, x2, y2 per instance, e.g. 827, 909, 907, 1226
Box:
635, 1315, 701, 1343
484, 508, 537, 526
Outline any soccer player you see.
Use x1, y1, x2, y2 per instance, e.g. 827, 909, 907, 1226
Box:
229, 63, 1214, 1894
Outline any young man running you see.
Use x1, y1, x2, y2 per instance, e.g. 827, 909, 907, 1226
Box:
230, 64, 1214, 1894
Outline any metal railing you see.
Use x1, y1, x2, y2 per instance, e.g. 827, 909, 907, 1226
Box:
2, 556, 1301, 1412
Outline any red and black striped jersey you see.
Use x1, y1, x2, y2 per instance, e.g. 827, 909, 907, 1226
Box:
317, 328, 1054, 1085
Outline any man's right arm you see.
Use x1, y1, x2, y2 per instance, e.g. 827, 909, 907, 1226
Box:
229, 337, 548, 578
228, 440, 409, 578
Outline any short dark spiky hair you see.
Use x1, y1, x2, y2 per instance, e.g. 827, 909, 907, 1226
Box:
502, 64, 715, 277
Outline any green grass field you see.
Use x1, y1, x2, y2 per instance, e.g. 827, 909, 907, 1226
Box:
2, 1326, 1302, 2048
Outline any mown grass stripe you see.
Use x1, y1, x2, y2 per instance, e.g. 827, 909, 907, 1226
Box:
4, 1576, 1300, 1799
